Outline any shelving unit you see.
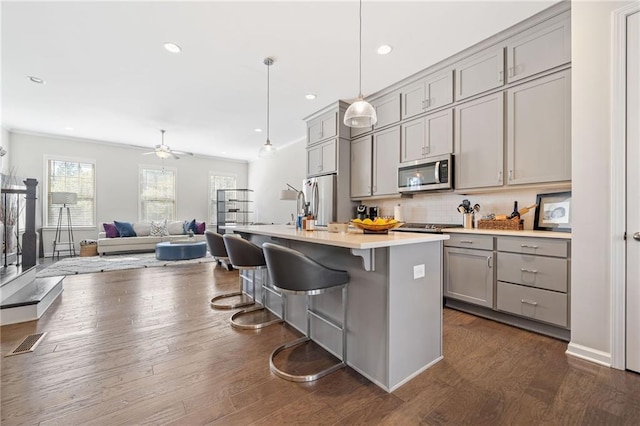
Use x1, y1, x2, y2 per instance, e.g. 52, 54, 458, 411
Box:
216, 189, 253, 234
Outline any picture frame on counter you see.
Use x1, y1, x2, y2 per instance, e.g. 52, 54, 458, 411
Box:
534, 191, 572, 232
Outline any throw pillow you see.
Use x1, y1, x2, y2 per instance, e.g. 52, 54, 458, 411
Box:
103, 222, 119, 238
114, 220, 137, 237
185, 219, 197, 233
133, 222, 151, 237
182, 220, 190, 234
195, 221, 206, 234
150, 219, 169, 236
167, 221, 184, 235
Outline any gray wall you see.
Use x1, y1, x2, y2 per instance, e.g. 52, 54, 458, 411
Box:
9, 131, 248, 255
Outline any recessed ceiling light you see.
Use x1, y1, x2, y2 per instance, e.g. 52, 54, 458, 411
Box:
64, 126, 74, 131
377, 45, 393, 55
27, 76, 45, 84
254, 128, 263, 133
163, 42, 182, 53
305, 93, 317, 100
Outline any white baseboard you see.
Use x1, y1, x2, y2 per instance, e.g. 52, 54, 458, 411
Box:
566, 342, 612, 367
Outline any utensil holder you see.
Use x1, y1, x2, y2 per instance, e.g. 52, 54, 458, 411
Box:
463, 213, 474, 229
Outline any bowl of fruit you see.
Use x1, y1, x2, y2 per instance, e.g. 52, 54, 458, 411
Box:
350, 218, 403, 234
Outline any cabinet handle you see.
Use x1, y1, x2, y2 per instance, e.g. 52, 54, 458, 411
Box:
318, 165, 322, 171
460, 240, 474, 244
521, 244, 538, 249
487, 256, 492, 268
509, 67, 515, 77
421, 100, 426, 109
425, 146, 430, 155
499, 70, 503, 82
498, 171, 503, 183
508, 170, 513, 181
521, 299, 538, 306
425, 98, 431, 108
521, 268, 538, 274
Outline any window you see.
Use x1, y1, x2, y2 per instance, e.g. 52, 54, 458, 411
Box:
209, 173, 236, 224
46, 158, 95, 227
139, 166, 176, 222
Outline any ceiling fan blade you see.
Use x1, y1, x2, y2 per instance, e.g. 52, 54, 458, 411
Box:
171, 150, 194, 156
142, 152, 157, 155
171, 153, 181, 160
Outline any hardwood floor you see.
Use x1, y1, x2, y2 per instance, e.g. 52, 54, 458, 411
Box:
1, 262, 639, 425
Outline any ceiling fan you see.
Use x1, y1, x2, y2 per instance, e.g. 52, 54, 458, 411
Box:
142, 129, 193, 159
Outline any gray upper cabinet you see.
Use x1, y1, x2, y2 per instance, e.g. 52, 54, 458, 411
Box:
506, 11, 571, 83
401, 69, 454, 120
455, 47, 505, 101
307, 139, 337, 177
506, 69, 571, 185
454, 92, 504, 190
372, 126, 400, 196
350, 135, 372, 198
373, 92, 401, 130
308, 111, 338, 146
350, 126, 400, 199
401, 109, 453, 163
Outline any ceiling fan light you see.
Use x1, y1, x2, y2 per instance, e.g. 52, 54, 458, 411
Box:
156, 151, 171, 159
344, 97, 378, 128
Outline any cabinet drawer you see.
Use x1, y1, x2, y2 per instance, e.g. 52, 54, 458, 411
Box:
497, 281, 567, 327
497, 236, 568, 257
444, 233, 493, 250
497, 252, 567, 292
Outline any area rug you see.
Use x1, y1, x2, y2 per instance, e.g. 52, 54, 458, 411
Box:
36, 252, 215, 277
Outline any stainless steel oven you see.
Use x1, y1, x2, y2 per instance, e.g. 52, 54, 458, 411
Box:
397, 153, 452, 193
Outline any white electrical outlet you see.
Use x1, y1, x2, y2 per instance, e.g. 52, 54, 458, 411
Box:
413, 264, 425, 279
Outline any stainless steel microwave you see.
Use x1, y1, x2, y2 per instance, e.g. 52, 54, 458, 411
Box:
397, 154, 453, 193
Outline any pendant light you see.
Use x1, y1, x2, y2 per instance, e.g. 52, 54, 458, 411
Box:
344, 0, 377, 128
258, 57, 277, 158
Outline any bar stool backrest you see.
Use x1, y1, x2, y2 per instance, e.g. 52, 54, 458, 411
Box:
223, 234, 266, 268
262, 242, 349, 294
205, 230, 228, 258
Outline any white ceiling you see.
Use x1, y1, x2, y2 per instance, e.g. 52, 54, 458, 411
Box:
2, 1, 558, 162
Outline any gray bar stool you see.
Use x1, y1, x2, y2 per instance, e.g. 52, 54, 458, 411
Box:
262, 242, 349, 383
207, 231, 254, 309
205, 230, 233, 271
223, 234, 283, 330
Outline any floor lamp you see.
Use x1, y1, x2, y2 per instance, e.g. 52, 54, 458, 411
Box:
51, 192, 77, 259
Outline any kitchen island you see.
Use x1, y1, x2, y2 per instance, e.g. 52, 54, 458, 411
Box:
228, 225, 448, 392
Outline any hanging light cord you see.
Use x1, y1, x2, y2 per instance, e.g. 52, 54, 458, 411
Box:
266, 60, 271, 144
358, 0, 363, 98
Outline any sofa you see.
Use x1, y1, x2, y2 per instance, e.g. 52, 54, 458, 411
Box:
97, 220, 207, 255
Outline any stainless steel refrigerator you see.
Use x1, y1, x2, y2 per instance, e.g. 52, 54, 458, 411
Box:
302, 174, 337, 226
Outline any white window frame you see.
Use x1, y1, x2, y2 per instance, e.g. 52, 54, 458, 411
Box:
43, 155, 96, 229
138, 165, 177, 222
208, 172, 237, 225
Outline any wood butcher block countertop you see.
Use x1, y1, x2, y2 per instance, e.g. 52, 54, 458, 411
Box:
226, 225, 448, 249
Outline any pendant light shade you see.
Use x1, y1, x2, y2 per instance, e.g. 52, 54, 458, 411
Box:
344, 0, 377, 128
258, 57, 278, 158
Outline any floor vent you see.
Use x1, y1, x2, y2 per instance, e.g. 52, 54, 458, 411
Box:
5, 332, 47, 357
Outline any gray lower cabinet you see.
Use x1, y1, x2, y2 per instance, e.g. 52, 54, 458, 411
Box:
506, 69, 571, 185
401, 109, 453, 163
454, 92, 504, 189
444, 234, 494, 308
307, 139, 337, 177
496, 235, 570, 328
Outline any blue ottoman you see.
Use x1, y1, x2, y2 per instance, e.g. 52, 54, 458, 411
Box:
155, 241, 208, 260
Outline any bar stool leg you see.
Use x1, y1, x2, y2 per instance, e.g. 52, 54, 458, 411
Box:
269, 286, 347, 383
210, 270, 255, 309
230, 267, 283, 330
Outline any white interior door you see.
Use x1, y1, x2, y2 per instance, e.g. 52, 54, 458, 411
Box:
626, 10, 640, 373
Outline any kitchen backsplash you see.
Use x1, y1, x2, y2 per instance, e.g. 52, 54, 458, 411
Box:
373, 189, 553, 230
